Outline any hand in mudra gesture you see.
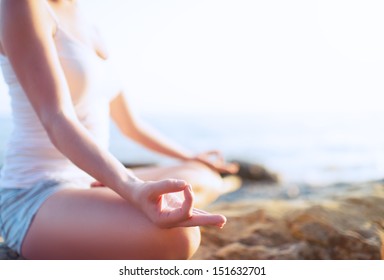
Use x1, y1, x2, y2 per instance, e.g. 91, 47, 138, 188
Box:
133, 179, 226, 228
192, 150, 239, 174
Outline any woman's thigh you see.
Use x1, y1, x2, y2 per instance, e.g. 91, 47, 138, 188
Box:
131, 162, 234, 207
131, 162, 224, 197
131, 161, 220, 182
21, 187, 200, 260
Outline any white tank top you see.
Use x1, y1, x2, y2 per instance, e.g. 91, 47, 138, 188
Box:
0, 4, 121, 189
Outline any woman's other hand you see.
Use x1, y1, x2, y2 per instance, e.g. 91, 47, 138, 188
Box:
192, 150, 239, 174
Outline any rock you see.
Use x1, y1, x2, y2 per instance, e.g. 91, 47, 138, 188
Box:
192, 182, 384, 260
287, 206, 381, 259
215, 242, 310, 260
122, 162, 156, 169
0, 241, 23, 260
229, 160, 280, 183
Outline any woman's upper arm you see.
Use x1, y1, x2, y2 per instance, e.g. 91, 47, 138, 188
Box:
0, 0, 76, 126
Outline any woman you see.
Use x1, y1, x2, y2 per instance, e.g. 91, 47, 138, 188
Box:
0, 0, 238, 259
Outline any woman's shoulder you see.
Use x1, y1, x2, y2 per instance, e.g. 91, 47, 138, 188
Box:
0, 0, 56, 57
0, 0, 51, 18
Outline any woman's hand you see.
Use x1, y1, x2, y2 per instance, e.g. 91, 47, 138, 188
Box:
132, 179, 227, 228
191, 150, 239, 174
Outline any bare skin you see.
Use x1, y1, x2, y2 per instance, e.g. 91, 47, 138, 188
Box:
130, 161, 240, 208
0, 0, 237, 259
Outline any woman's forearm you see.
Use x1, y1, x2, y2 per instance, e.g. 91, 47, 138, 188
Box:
110, 93, 194, 161
45, 111, 142, 200
126, 119, 195, 161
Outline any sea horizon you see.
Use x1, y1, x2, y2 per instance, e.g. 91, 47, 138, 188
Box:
1, 111, 383, 185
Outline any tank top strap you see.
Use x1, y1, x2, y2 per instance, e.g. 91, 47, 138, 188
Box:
45, 2, 60, 28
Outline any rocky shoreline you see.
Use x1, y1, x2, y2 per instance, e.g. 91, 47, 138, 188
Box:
192, 179, 384, 259
1, 162, 383, 260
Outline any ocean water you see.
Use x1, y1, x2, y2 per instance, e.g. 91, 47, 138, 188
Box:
1, 112, 384, 185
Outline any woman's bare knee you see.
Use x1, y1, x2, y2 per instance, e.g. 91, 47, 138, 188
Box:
183, 161, 223, 187
160, 226, 201, 260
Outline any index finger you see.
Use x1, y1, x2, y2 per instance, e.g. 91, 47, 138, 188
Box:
177, 209, 227, 228
156, 184, 194, 228
148, 179, 188, 201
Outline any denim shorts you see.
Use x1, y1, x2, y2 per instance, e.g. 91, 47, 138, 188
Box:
0, 180, 68, 255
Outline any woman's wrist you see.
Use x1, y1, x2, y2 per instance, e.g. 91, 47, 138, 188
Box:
185, 153, 204, 163
178, 151, 195, 161
114, 169, 144, 203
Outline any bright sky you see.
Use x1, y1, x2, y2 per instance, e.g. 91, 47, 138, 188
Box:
0, 0, 383, 116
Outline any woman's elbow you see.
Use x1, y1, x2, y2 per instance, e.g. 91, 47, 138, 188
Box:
39, 109, 77, 140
